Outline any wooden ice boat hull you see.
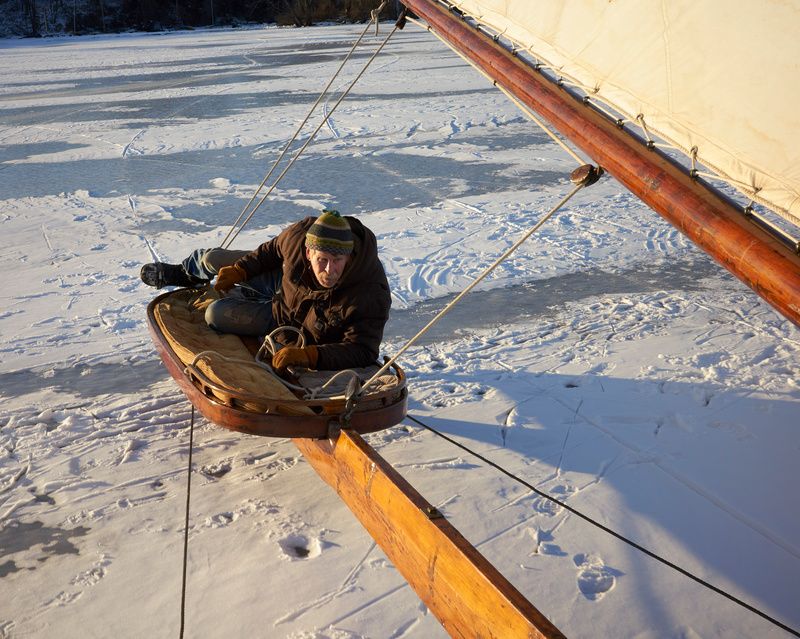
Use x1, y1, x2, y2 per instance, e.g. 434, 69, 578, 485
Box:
149, 288, 562, 636
147, 290, 407, 438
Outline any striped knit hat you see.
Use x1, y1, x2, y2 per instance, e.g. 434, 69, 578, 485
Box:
305, 209, 354, 255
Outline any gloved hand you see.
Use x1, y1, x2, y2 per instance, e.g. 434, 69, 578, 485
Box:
213, 264, 247, 293
272, 345, 319, 374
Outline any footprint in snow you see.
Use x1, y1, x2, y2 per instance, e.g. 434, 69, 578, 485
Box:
278, 533, 324, 561
574, 553, 621, 601
252, 456, 299, 481
528, 528, 567, 557
531, 495, 562, 517
46, 590, 83, 607
201, 460, 232, 478
205, 512, 235, 528
70, 554, 112, 587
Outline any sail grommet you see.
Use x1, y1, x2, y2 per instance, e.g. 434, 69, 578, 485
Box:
570, 164, 603, 187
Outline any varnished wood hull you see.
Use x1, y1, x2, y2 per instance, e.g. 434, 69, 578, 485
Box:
147, 292, 564, 635
147, 291, 407, 438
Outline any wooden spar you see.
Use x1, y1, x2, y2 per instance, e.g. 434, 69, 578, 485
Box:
293, 430, 565, 639
401, 0, 800, 327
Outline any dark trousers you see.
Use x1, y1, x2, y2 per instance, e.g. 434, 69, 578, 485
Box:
182, 247, 282, 337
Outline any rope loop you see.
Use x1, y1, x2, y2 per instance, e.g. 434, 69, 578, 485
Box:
339, 374, 362, 427
636, 113, 655, 149
371, 0, 386, 33
257, 325, 306, 362
690, 146, 699, 178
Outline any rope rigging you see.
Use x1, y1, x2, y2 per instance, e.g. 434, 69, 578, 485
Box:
350, 12, 605, 403
359, 164, 602, 397
220, 2, 402, 249
170, 4, 798, 636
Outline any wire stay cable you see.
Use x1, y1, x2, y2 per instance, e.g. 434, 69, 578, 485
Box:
179, 405, 196, 639
405, 413, 800, 637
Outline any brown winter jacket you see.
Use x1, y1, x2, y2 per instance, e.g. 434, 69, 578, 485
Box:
233, 216, 391, 370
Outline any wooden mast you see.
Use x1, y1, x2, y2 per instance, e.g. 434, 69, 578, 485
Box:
401, 0, 800, 327
294, 430, 565, 639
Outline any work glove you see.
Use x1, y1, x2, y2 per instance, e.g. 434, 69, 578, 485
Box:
191, 288, 220, 311
272, 345, 319, 374
213, 264, 247, 293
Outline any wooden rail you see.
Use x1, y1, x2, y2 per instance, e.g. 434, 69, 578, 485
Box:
401, 0, 800, 327
294, 430, 565, 639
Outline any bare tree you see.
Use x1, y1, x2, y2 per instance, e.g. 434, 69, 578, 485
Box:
26, 0, 39, 35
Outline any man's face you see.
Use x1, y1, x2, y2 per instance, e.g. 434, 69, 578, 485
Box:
306, 247, 350, 288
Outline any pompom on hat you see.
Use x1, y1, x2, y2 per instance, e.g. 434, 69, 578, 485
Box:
305, 209, 354, 255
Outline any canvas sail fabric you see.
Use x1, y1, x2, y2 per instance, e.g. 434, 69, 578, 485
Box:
451, 0, 800, 228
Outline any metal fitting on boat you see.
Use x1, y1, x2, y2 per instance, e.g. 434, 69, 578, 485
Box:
570, 164, 603, 187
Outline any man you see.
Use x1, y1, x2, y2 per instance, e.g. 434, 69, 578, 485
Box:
140, 210, 391, 373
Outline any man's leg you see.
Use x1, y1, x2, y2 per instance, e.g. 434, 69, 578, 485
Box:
181, 247, 249, 280
204, 268, 282, 337
140, 247, 248, 289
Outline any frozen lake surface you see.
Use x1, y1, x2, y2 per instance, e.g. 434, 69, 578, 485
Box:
1, 25, 799, 639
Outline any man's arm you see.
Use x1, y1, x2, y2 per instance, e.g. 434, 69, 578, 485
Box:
234, 218, 313, 278
233, 236, 281, 278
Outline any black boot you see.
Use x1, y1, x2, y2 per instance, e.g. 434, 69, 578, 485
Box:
140, 262, 204, 289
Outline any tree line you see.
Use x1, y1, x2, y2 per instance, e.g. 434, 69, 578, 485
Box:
4, 0, 404, 37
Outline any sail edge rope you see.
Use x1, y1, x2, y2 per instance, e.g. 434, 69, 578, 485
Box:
441, 0, 800, 234
406, 15, 586, 166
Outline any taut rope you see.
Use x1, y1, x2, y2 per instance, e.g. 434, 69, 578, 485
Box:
219, 2, 387, 249
221, 4, 404, 249
360, 164, 602, 395
179, 405, 195, 639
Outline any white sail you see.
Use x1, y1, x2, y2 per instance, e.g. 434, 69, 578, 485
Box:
451, 0, 800, 228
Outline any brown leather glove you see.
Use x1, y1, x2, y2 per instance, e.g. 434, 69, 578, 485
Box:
213, 264, 247, 293
272, 345, 319, 374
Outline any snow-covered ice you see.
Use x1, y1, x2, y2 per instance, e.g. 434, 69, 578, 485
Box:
1, 24, 798, 638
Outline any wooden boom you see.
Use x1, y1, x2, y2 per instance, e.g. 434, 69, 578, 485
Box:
401, 0, 800, 327
294, 430, 565, 639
